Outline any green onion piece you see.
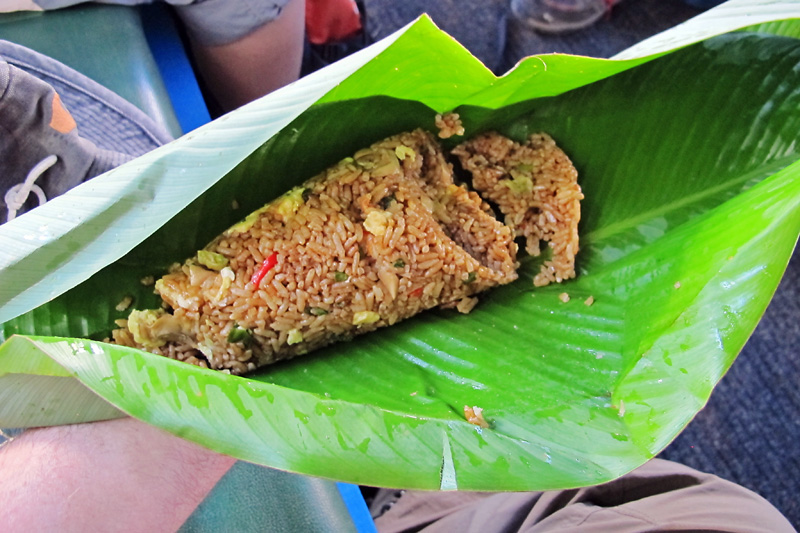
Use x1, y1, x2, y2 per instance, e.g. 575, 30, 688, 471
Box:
305, 306, 329, 316
393, 259, 405, 268
334, 271, 348, 282
227, 324, 254, 344
378, 194, 396, 210
464, 271, 477, 284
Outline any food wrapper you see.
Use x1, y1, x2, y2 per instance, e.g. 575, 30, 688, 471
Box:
1, 5, 799, 491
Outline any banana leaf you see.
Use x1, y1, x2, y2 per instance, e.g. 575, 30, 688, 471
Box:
1, 1, 800, 490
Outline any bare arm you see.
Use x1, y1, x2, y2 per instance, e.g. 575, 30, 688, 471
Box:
188, 0, 306, 112
0, 417, 235, 532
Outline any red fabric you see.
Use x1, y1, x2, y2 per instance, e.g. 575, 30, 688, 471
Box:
305, 0, 362, 45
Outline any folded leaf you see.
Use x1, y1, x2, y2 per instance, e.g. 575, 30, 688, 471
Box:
1, 6, 799, 490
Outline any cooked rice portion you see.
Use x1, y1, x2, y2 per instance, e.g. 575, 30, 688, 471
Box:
113, 130, 518, 374
452, 132, 582, 287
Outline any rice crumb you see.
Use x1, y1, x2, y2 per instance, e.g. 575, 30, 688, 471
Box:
674, 281, 682, 289
464, 405, 489, 428
455, 296, 479, 314
584, 295, 594, 306
559, 292, 570, 303
115, 296, 133, 312
435, 112, 465, 139
140, 276, 155, 286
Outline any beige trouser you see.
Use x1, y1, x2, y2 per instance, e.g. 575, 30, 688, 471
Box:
374, 459, 796, 533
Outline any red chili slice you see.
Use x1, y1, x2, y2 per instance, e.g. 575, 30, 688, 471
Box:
251, 252, 278, 287
409, 287, 423, 298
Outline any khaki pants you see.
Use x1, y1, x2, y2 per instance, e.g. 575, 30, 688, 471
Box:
374, 459, 795, 533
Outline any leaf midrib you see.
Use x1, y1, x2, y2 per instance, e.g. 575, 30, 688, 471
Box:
583, 157, 795, 244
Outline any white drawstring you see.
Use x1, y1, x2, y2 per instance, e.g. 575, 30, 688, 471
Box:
4, 154, 57, 222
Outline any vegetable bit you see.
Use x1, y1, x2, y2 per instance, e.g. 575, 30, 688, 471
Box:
251, 252, 279, 287
227, 324, 254, 344
352, 310, 380, 326
197, 250, 229, 271
287, 329, 304, 345
378, 194, 396, 210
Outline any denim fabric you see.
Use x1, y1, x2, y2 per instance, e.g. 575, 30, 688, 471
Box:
0, 40, 170, 221
0, 40, 171, 153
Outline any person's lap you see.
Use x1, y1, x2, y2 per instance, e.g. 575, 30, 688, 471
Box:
374, 458, 796, 532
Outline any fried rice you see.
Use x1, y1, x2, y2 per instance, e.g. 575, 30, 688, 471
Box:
452, 132, 582, 287
113, 129, 533, 374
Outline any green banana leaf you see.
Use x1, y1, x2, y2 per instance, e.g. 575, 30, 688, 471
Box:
2, 1, 800, 490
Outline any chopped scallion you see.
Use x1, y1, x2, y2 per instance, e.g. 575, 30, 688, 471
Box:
227, 324, 254, 344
